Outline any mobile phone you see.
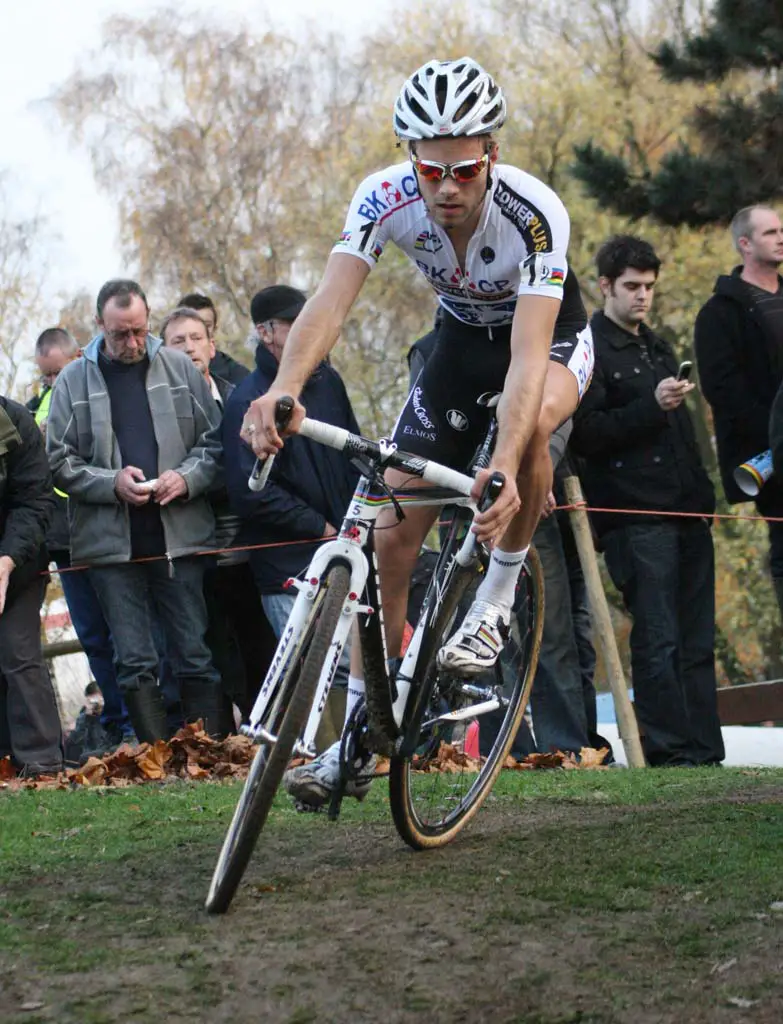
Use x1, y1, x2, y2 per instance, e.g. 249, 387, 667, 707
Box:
676, 361, 693, 382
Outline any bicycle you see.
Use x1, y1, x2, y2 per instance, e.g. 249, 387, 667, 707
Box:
205, 395, 544, 913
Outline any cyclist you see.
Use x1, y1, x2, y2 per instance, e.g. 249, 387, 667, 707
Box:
241, 57, 593, 806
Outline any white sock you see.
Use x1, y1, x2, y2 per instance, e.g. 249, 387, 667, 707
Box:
342, 675, 365, 737
475, 547, 529, 622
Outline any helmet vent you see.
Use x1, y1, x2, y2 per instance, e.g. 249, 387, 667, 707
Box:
407, 94, 433, 126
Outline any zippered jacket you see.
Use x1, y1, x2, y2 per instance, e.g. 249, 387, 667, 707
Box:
571, 311, 715, 537
46, 334, 221, 565
695, 268, 783, 511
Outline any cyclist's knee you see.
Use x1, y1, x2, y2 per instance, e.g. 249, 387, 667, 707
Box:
375, 517, 427, 566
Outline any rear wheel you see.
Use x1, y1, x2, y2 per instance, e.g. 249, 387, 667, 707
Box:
388, 547, 544, 849
205, 564, 351, 913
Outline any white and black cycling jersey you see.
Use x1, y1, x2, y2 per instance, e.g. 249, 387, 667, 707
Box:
332, 160, 577, 327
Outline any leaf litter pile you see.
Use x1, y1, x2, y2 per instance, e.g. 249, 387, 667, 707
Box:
0, 723, 610, 792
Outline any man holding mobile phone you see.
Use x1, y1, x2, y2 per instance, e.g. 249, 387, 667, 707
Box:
47, 280, 227, 744
571, 235, 724, 767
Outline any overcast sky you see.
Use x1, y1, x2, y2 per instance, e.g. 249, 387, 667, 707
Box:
3, 0, 388, 313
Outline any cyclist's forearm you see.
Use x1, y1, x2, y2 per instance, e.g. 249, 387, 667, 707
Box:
274, 302, 341, 395
494, 348, 548, 470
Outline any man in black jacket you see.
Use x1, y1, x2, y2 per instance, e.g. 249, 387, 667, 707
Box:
0, 395, 62, 775
223, 287, 359, 625
695, 205, 783, 615
572, 235, 723, 767
223, 286, 360, 798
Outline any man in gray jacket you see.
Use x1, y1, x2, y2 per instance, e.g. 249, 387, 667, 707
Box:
47, 279, 226, 742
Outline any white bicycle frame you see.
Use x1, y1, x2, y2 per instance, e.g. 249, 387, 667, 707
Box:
243, 418, 480, 759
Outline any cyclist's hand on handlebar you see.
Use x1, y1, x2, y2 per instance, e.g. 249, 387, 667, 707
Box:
470, 465, 521, 546
240, 390, 305, 458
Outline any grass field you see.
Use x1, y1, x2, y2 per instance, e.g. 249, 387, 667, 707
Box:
1, 767, 782, 1023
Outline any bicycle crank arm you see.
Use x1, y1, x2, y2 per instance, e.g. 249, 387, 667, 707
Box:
240, 723, 278, 745
423, 697, 501, 726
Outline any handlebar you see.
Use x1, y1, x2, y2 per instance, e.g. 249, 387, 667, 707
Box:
248, 397, 504, 505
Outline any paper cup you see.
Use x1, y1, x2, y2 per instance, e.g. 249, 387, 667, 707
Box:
734, 449, 774, 497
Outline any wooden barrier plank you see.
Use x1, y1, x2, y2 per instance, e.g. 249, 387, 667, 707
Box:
717, 681, 783, 725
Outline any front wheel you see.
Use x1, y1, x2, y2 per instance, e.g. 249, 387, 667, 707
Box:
205, 564, 351, 913
388, 547, 544, 849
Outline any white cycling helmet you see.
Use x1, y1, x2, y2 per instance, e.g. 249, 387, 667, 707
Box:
393, 57, 507, 141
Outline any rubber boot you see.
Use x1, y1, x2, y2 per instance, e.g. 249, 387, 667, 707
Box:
181, 684, 234, 739
123, 682, 168, 744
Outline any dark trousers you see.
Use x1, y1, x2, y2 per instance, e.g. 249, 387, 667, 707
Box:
89, 557, 219, 699
0, 577, 63, 769
602, 519, 725, 766
204, 562, 276, 718
53, 551, 131, 736
529, 511, 593, 754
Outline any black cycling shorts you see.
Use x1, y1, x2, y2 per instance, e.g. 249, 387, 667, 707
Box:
392, 310, 593, 470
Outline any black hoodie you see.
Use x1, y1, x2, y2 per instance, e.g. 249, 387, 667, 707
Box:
694, 267, 783, 511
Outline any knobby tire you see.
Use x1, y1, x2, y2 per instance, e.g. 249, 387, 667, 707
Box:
205, 564, 351, 913
388, 546, 544, 849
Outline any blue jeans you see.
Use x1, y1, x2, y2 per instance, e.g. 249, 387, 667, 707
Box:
602, 520, 724, 766
89, 557, 219, 698
54, 551, 131, 736
262, 592, 350, 688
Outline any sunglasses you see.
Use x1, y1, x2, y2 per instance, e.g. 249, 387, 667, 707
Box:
412, 152, 490, 184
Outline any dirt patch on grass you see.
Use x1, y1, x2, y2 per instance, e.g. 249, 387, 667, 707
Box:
2, 793, 782, 1024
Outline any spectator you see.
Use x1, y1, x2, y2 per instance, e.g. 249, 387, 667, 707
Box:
177, 291, 250, 387
530, 457, 612, 759
33, 327, 133, 749
0, 393, 61, 775
571, 235, 724, 767
223, 284, 359, 647
694, 205, 783, 616
47, 279, 226, 742
161, 306, 275, 718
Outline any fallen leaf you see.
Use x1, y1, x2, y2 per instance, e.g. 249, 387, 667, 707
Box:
524, 751, 565, 769
20, 1001, 45, 1011
134, 740, 173, 780
579, 746, 611, 768
72, 757, 108, 786
726, 996, 757, 1009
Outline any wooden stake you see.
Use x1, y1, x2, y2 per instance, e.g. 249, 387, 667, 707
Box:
562, 475, 646, 768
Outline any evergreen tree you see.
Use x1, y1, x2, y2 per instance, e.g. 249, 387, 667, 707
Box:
572, 1, 783, 225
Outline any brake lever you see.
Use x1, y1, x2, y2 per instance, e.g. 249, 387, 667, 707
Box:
477, 470, 506, 512
248, 396, 295, 492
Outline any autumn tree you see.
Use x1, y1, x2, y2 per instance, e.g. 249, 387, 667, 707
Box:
57, 290, 96, 348
0, 177, 51, 399
572, 0, 783, 224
